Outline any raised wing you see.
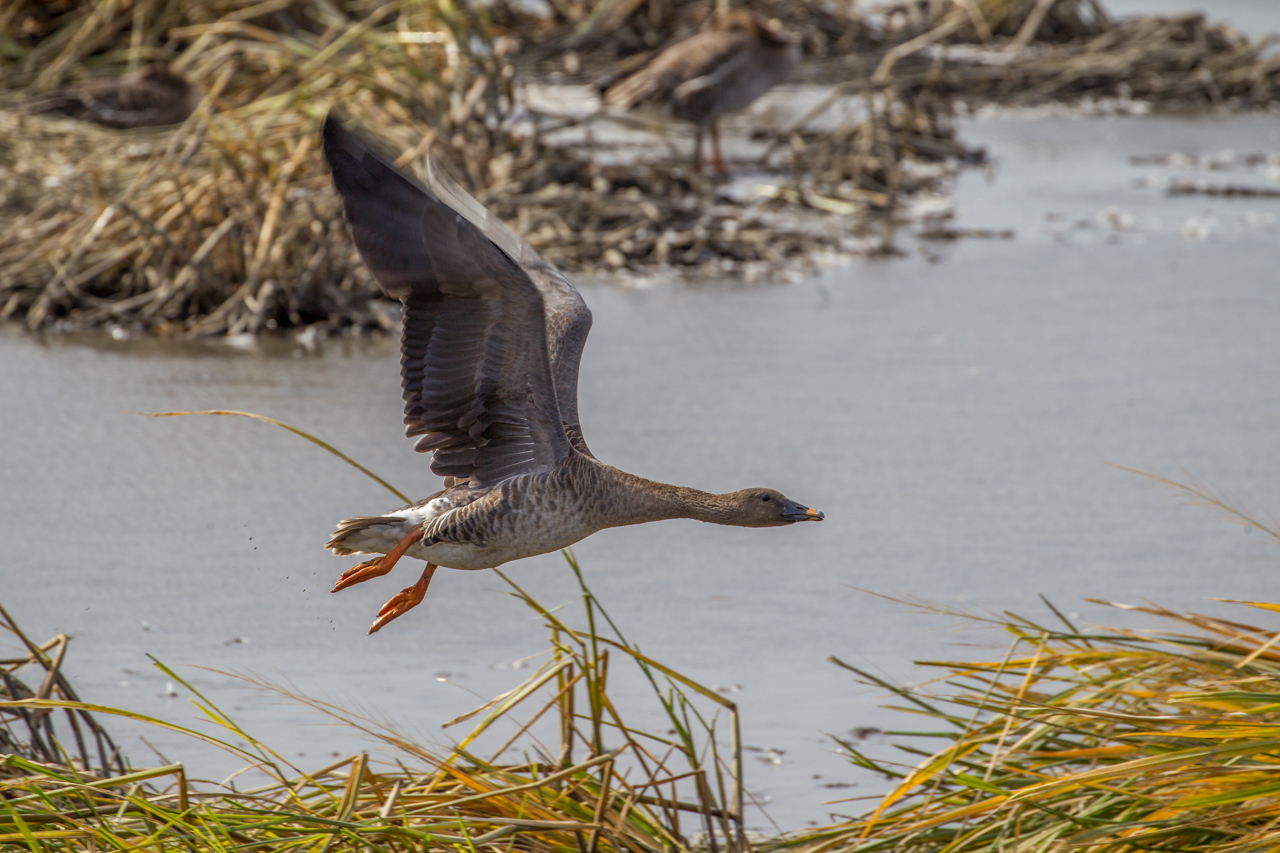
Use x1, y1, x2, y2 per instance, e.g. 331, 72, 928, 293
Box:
537, 266, 594, 456
322, 116, 574, 485
417, 144, 595, 457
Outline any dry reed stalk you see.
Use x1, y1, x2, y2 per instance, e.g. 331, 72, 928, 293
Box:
875, 0, 1109, 45
0, 602, 125, 780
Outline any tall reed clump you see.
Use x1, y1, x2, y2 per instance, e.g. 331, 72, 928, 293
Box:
773, 593, 1280, 853
0, 553, 750, 853
1, 0, 524, 336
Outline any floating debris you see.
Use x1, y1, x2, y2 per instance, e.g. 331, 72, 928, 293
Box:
918, 226, 1015, 240
1167, 180, 1280, 199
1131, 150, 1280, 170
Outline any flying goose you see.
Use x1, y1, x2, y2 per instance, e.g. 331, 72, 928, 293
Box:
24, 61, 200, 129
601, 11, 800, 173
321, 116, 822, 633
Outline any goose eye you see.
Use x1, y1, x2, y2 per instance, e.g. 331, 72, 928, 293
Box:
761, 495, 770, 502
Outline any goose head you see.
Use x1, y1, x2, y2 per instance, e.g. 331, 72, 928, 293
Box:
723, 488, 824, 527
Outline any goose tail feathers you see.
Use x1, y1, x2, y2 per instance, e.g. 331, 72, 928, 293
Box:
326, 515, 418, 556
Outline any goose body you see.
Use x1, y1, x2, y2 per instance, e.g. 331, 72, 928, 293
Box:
24, 61, 199, 129
321, 116, 822, 632
331, 463, 605, 571
602, 11, 800, 172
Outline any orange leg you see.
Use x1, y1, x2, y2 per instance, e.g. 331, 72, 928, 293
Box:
331, 527, 424, 593
369, 563, 438, 634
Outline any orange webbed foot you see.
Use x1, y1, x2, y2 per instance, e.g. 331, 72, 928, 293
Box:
368, 564, 438, 634
331, 526, 424, 593
332, 558, 391, 593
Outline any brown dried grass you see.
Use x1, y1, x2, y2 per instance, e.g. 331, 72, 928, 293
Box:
0, 0, 957, 335
0, 0, 525, 335
18, 0, 1270, 335
870, 0, 1280, 107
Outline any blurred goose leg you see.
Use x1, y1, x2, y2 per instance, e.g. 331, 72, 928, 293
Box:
369, 564, 438, 634
332, 527, 424, 593
710, 121, 726, 174
692, 125, 704, 173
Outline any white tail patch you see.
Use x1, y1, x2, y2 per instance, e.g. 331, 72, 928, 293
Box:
325, 515, 416, 556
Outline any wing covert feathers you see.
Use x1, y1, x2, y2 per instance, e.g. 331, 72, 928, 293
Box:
321, 116, 592, 483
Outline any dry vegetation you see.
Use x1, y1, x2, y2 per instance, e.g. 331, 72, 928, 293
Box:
874, 2, 1280, 108
0, 603, 126, 782
0, 556, 755, 853
2, 0, 1279, 335
11, 560, 1280, 853
765, 472, 1280, 853
0, 0, 522, 336
0, 0, 965, 336
789, 596, 1280, 853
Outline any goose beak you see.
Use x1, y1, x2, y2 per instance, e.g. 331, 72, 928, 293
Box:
782, 500, 824, 522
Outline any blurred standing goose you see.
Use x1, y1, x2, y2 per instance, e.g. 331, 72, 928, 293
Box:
321, 116, 823, 633
24, 61, 200, 129
602, 10, 800, 173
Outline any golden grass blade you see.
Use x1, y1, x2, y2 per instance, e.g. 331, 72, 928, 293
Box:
0, 760, 186, 806
0, 698, 253, 759
860, 741, 988, 837
1110, 463, 1280, 542
444, 657, 571, 731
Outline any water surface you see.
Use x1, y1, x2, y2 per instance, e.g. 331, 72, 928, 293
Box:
4, 4, 1280, 830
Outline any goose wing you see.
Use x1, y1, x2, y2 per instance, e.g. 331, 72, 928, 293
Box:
322, 116, 577, 485
417, 159, 595, 457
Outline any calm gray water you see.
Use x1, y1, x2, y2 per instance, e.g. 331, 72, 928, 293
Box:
1106, 0, 1276, 39
4, 5, 1280, 832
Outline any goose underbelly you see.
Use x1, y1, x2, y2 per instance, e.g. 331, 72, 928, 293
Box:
410, 515, 599, 571
409, 502, 599, 568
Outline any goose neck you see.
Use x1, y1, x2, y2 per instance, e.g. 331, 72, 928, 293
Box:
608, 471, 736, 525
